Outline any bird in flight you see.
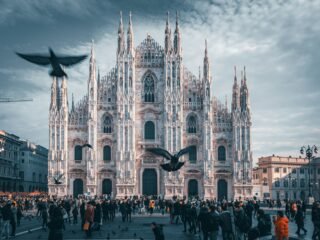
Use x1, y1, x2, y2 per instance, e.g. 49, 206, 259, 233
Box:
16, 48, 87, 78
146, 146, 195, 172
82, 143, 93, 149
53, 173, 64, 185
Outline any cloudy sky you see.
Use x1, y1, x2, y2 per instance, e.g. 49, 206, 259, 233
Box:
0, 0, 319, 164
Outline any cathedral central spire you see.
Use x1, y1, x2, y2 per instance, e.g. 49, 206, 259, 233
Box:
118, 11, 125, 55
164, 11, 172, 54
127, 11, 134, 54
174, 11, 181, 56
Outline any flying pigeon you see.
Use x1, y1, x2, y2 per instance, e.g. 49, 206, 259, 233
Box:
53, 173, 64, 185
16, 48, 87, 78
82, 143, 93, 149
146, 145, 195, 172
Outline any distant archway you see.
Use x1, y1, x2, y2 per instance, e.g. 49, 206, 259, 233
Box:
188, 179, 198, 197
142, 169, 157, 195
73, 179, 84, 197
218, 179, 228, 201
102, 179, 112, 195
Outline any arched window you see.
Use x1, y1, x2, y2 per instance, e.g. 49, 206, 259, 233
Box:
144, 74, 155, 102
103, 145, 111, 162
74, 145, 82, 161
218, 146, 226, 161
189, 146, 197, 163
144, 121, 155, 140
187, 115, 197, 133
103, 115, 112, 133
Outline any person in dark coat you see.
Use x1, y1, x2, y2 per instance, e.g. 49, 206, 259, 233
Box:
197, 205, 209, 240
80, 202, 85, 230
72, 205, 78, 224
219, 204, 234, 240
151, 222, 165, 240
207, 205, 220, 240
2, 202, 12, 240
48, 206, 64, 240
42, 207, 48, 230
17, 204, 23, 227
93, 203, 101, 231
256, 209, 272, 238
295, 205, 307, 235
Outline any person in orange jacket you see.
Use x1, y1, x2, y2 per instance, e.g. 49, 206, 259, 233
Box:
273, 210, 289, 240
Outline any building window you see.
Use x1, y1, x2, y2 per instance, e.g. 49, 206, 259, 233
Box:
263, 168, 267, 173
144, 121, 155, 140
292, 179, 297, 188
284, 179, 288, 188
292, 168, 297, 174
189, 146, 197, 163
103, 115, 112, 133
103, 145, 111, 162
300, 178, 305, 188
300, 168, 304, 174
187, 115, 197, 133
19, 171, 24, 180
39, 174, 42, 183
218, 146, 226, 161
275, 178, 280, 187
32, 172, 36, 182
21, 159, 24, 163
144, 74, 155, 102
74, 145, 82, 161
283, 168, 287, 173
275, 168, 280, 173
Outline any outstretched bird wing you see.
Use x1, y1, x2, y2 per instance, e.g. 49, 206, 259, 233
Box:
176, 145, 195, 158
57, 55, 87, 67
56, 173, 64, 181
146, 148, 172, 160
16, 53, 51, 66
82, 143, 93, 149
160, 163, 172, 172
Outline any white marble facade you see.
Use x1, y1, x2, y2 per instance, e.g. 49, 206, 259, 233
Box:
48, 12, 253, 200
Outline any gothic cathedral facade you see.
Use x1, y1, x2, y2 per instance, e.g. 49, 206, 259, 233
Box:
48, 12, 253, 200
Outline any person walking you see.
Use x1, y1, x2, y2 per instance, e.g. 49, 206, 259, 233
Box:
273, 210, 289, 240
48, 206, 64, 240
198, 204, 209, 240
151, 222, 165, 240
72, 205, 78, 224
42, 206, 48, 230
10, 202, 17, 237
256, 209, 272, 240
207, 205, 220, 240
219, 204, 234, 240
80, 202, 85, 230
17, 204, 23, 227
1, 201, 12, 240
84, 202, 94, 238
295, 205, 307, 235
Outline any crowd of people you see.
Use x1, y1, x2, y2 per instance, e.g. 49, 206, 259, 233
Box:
0, 195, 320, 240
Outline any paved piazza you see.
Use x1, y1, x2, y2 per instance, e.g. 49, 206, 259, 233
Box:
11, 209, 313, 240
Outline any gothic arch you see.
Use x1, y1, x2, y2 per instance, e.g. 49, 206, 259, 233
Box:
142, 70, 157, 102
144, 121, 155, 140
102, 113, 113, 133
186, 113, 198, 134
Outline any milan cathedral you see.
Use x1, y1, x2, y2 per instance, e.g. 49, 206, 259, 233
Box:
48, 12, 253, 199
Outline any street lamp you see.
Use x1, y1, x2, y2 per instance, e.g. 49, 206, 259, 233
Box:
300, 145, 318, 198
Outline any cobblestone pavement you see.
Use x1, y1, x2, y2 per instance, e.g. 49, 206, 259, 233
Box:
7, 210, 315, 240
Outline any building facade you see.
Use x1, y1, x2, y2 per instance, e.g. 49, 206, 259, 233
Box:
0, 130, 21, 192
19, 141, 48, 192
253, 155, 320, 201
48, 12, 253, 199
0, 130, 48, 193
